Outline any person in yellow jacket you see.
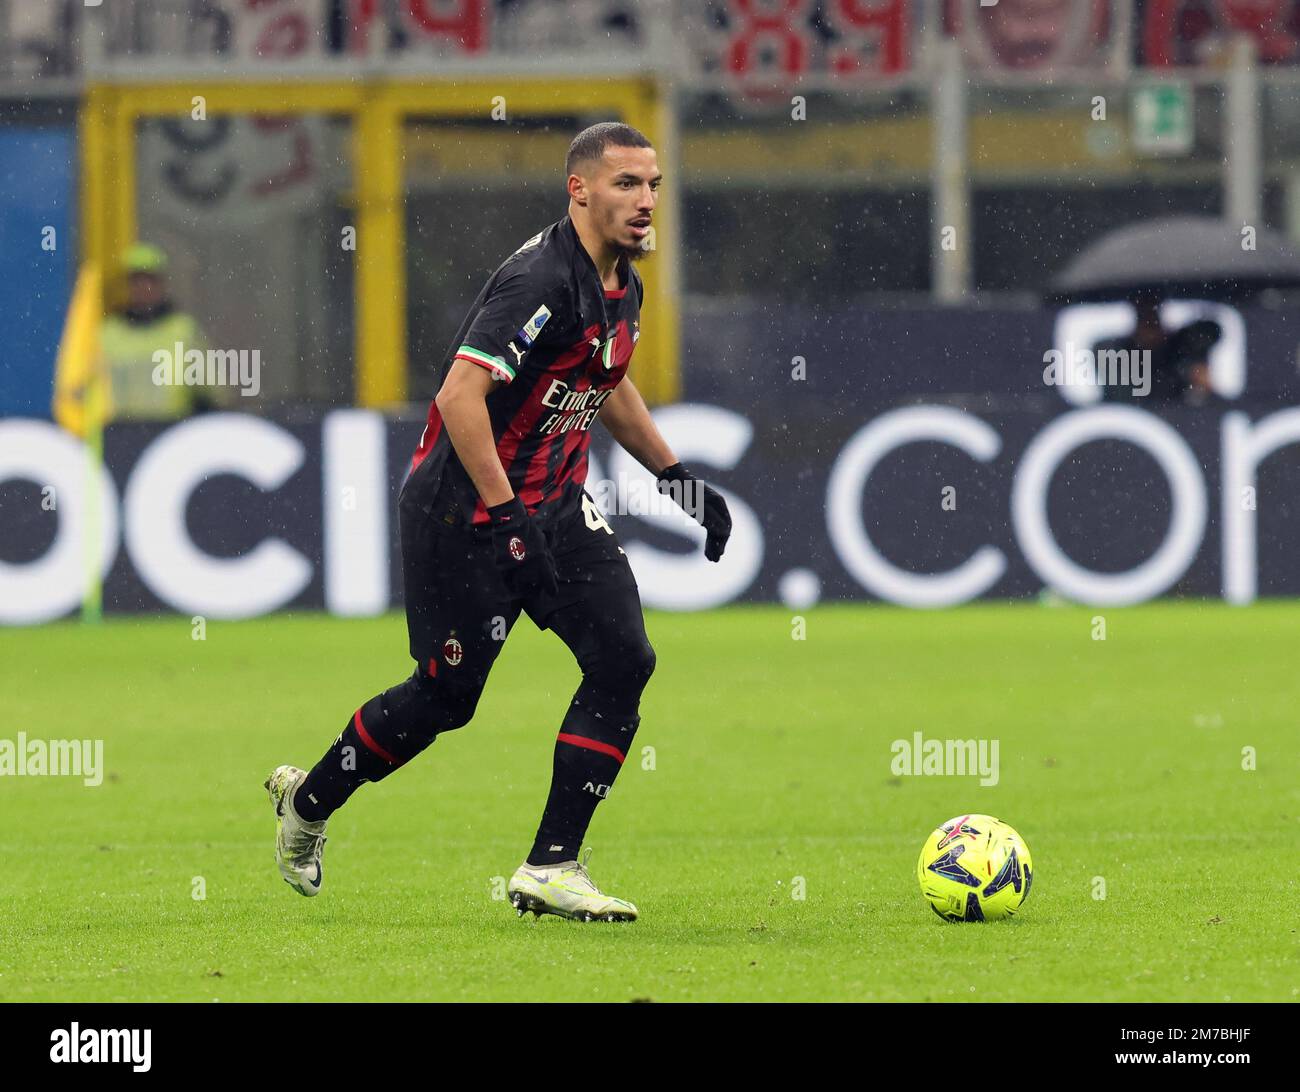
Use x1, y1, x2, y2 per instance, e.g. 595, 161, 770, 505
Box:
101, 243, 216, 421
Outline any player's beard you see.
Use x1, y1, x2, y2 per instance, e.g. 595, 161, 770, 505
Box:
618, 239, 652, 263
601, 208, 654, 263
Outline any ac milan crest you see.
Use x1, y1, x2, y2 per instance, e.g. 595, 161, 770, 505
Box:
443, 637, 464, 666
508, 535, 526, 561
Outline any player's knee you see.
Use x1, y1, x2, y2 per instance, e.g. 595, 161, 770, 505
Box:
432, 675, 482, 733
412, 668, 483, 735
586, 635, 655, 701
381, 666, 482, 750
629, 638, 656, 690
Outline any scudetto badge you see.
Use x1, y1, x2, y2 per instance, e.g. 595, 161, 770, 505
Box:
443, 637, 464, 666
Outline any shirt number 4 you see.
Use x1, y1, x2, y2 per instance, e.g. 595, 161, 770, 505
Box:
582, 493, 614, 535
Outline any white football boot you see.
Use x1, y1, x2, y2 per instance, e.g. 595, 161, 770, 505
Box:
264, 765, 328, 897
507, 848, 638, 922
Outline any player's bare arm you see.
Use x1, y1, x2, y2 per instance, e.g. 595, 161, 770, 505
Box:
599, 377, 733, 563
434, 358, 514, 508
598, 375, 677, 475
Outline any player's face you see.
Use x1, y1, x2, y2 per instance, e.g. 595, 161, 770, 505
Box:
591, 146, 661, 262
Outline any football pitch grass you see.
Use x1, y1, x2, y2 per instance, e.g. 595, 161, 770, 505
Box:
1, 601, 1296, 1003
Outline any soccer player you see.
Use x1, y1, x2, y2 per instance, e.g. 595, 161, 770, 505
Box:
266, 122, 732, 922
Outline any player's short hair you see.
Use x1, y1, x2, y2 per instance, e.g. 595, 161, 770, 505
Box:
565, 122, 653, 178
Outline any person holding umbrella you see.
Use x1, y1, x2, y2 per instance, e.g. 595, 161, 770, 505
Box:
1051, 216, 1300, 406
1093, 289, 1223, 404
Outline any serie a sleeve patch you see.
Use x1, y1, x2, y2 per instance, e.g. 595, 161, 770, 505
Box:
456, 265, 560, 384
517, 304, 552, 347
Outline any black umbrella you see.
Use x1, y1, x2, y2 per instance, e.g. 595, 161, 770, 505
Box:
1046, 215, 1300, 303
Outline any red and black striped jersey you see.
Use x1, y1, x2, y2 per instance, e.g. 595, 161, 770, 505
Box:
401, 215, 643, 529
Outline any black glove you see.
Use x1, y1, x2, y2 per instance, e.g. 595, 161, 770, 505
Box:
487, 497, 558, 598
656, 462, 732, 562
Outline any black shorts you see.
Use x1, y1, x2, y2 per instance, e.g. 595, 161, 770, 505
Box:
398, 476, 643, 689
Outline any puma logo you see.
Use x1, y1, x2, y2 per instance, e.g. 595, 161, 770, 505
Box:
508, 343, 525, 367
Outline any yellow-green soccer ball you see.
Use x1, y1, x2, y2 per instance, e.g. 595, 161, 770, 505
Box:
917, 814, 1033, 922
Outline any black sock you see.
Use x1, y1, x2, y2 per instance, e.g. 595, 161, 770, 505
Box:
296, 696, 402, 822
296, 659, 467, 823
527, 700, 639, 867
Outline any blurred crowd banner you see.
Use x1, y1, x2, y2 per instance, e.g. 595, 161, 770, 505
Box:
9, 1, 1300, 88
5, 301, 1300, 622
